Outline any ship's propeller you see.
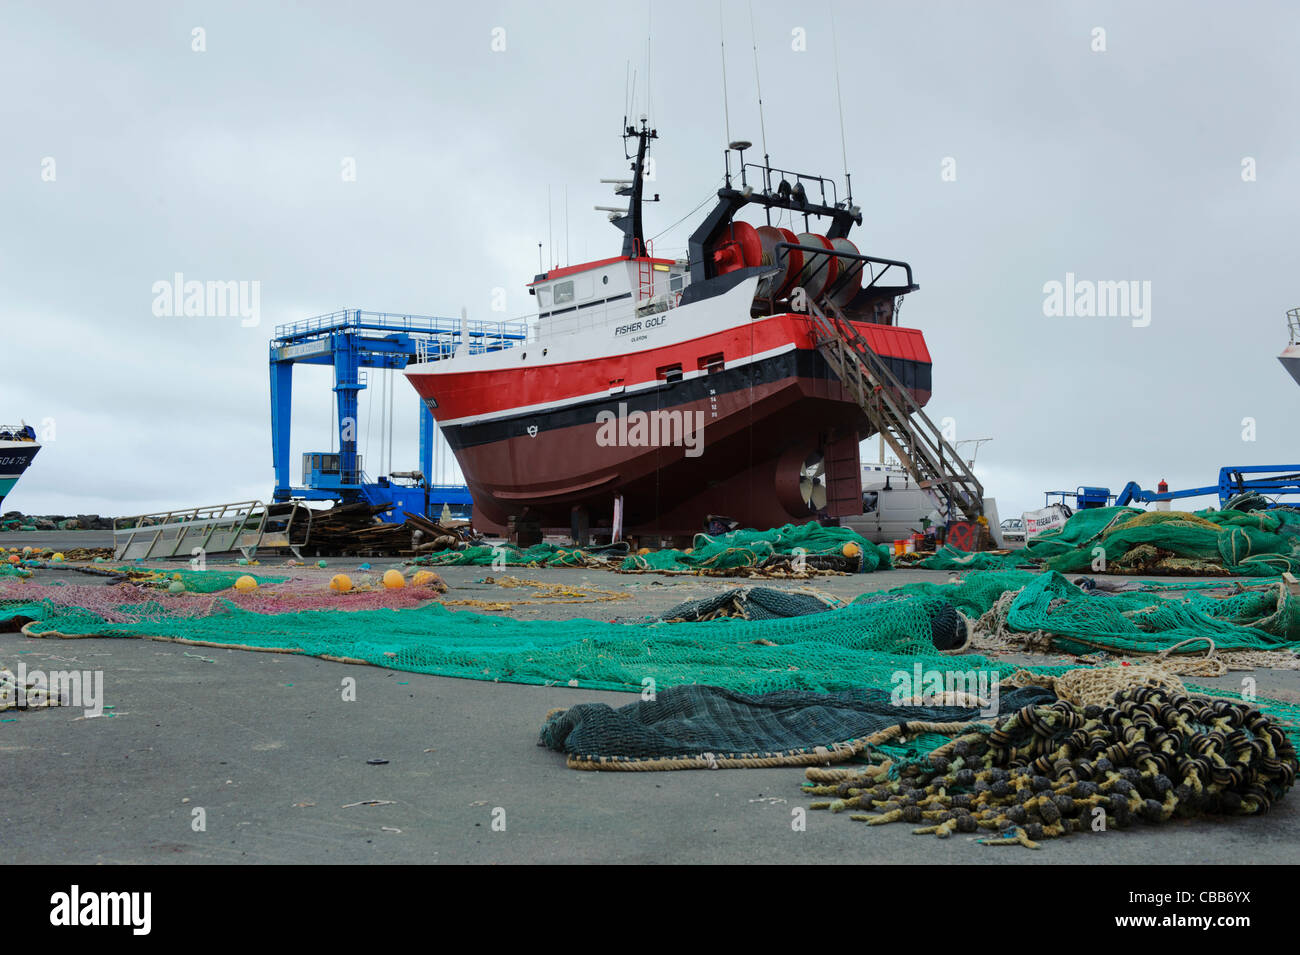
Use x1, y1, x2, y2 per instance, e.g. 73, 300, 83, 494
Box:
799, 453, 827, 511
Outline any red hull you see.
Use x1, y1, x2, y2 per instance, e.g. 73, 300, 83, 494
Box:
409, 332, 932, 537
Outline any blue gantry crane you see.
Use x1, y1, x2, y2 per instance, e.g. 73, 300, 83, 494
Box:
1115, 466, 1300, 509
1040, 468, 1300, 514
1042, 486, 1116, 510
268, 309, 526, 522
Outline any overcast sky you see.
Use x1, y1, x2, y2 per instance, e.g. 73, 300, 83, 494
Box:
2, 0, 1297, 520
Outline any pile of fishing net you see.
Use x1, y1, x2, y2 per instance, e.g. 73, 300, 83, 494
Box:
805, 685, 1298, 847
901, 505, 1300, 577
880, 570, 1300, 675
620, 522, 891, 575
1024, 506, 1300, 576
658, 586, 840, 622
539, 667, 1300, 846
905, 545, 1029, 572
980, 572, 1300, 655
540, 684, 1054, 770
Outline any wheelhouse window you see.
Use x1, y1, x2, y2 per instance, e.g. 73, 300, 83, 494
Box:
553, 280, 575, 305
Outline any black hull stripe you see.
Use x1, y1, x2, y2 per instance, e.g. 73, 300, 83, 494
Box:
438, 349, 930, 450
0, 446, 40, 473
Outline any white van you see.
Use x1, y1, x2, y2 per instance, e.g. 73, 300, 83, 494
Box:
842, 464, 943, 544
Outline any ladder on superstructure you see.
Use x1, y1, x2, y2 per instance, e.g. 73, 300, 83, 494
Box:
635, 246, 654, 302
807, 298, 985, 522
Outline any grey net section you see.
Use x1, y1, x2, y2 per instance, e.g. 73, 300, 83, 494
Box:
540, 684, 1055, 763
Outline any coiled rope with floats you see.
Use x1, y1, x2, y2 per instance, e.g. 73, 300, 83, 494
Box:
804, 686, 1297, 848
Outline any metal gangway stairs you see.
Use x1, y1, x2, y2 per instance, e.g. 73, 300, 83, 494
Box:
113, 500, 312, 562
807, 298, 985, 522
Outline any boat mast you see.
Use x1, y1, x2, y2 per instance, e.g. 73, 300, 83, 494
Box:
619, 118, 658, 257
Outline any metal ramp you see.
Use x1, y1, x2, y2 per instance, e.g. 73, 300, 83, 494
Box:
808, 299, 985, 522
113, 501, 312, 562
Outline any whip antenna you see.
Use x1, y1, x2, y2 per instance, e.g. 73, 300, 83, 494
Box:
748, 0, 769, 168
623, 60, 630, 131
830, 0, 852, 202
718, 0, 732, 147
646, 5, 653, 127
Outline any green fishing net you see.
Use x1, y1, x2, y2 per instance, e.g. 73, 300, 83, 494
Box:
620, 521, 892, 573
5, 587, 1001, 695
1027, 506, 1300, 576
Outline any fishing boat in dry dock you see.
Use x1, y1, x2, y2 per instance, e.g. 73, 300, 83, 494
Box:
404, 120, 943, 541
1281, 307, 1300, 387
0, 423, 40, 511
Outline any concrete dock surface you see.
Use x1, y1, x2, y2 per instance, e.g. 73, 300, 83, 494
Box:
2, 545, 1298, 865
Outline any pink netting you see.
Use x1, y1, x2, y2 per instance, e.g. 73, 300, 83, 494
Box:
0, 578, 444, 624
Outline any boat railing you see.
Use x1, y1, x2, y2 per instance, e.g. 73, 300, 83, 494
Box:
412, 317, 531, 363
737, 162, 839, 209
1287, 307, 1300, 343
274, 309, 465, 343
751, 242, 917, 322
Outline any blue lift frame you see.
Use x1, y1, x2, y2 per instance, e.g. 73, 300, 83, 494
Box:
1115, 466, 1300, 508
1043, 486, 1116, 509
268, 309, 527, 520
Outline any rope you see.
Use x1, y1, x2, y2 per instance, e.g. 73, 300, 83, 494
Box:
562, 719, 988, 772
0, 664, 60, 711
442, 576, 631, 611
21, 621, 306, 655
807, 685, 1299, 848
1002, 666, 1185, 707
